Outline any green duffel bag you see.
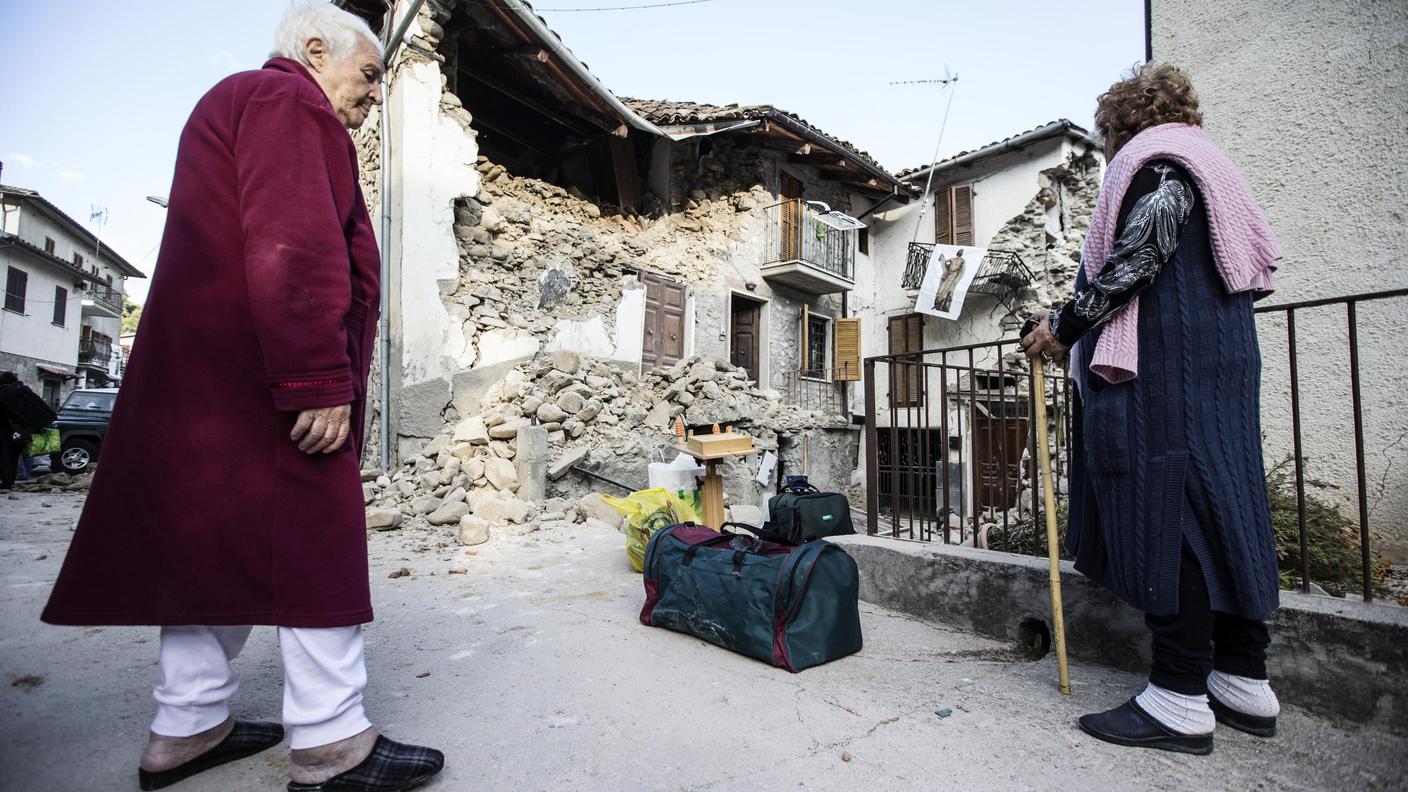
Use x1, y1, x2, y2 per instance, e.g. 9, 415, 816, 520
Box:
765, 476, 855, 545
640, 523, 862, 672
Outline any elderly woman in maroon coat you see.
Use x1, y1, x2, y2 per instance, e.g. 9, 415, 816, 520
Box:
42, 3, 443, 790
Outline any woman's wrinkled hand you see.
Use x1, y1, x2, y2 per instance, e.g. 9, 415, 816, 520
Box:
1020, 309, 1070, 363
291, 404, 352, 454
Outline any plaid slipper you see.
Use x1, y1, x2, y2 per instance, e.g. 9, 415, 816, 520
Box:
286, 735, 445, 792
139, 720, 285, 790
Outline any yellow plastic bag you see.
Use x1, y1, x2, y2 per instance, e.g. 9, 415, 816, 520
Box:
601, 487, 701, 572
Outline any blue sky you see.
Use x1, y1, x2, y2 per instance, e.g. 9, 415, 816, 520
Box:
0, 0, 1143, 302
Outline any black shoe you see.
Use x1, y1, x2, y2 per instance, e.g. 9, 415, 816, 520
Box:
138, 720, 285, 790
1208, 689, 1278, 737
1078, 697, 1214, 755
287, 735, 445, 791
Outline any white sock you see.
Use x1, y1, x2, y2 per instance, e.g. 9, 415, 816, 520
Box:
1135, 684, 1215, 735
1208, 670, 1280, 718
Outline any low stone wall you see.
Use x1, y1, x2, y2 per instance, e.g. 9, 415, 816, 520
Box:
835, 534, 1408, 734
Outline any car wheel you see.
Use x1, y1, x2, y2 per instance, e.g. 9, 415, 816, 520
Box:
60, 440, 98, 474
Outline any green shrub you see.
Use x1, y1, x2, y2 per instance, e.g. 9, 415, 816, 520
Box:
985, 461, 1387, 598
1266, 458, 1387, 597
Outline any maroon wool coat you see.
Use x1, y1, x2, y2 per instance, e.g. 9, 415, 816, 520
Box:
42, 59, 381, 628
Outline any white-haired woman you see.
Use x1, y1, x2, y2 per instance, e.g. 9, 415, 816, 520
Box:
43, 3, 445, 789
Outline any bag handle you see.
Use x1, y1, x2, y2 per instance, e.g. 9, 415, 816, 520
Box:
680, 532, 739, 565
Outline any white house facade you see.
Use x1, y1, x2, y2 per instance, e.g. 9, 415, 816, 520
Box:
0, 181, 144, 406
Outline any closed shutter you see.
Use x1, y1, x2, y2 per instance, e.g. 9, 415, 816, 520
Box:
934, 188, 952, 245
781, 173, 803, 261
952, 184, 974, 246
800, 304, 809, 373
834, 317, 861, 381
887, 314, 924, 407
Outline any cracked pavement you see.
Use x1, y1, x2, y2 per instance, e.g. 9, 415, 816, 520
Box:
2, 491, 1404, 791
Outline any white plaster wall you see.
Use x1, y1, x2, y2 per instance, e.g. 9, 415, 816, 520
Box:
0, 248, 82, 365
389, 56, 480, 388
1154, 0, 1408, 556
858, 143, 1065, 422
546, 283, 646, 365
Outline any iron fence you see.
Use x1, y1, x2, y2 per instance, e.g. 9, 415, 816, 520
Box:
783, 366, 850, 420
761, 200, 855, 281
863, 339, 1073, 549
861, 287, 1408, 603
1252, 286, 1408, 602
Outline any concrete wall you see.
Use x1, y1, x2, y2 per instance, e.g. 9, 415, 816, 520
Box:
840, 534, 1408, 734
1152, 0, 1408, 557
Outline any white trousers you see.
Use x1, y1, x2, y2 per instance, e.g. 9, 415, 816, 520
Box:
151, 625, 372, 750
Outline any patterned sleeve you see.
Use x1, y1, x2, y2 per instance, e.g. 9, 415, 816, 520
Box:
1051, 162, 1196, 346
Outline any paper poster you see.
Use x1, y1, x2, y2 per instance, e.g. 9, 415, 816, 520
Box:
916, 244, 986, 320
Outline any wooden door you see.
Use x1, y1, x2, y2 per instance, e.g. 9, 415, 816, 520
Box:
780, 173, 803, 261
973, 414, 1029, 510
729, 297, 761, 384
641, 271, 686, 370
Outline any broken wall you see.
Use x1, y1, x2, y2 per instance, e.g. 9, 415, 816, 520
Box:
357, 3, 865, 510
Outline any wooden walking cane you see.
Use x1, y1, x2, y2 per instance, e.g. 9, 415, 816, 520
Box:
1032, 360, 1072, 695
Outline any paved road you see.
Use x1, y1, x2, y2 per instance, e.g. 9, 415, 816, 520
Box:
1, 491, 1404, 791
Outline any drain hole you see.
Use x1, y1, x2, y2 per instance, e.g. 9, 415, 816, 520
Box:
1017, 617, 1052, 660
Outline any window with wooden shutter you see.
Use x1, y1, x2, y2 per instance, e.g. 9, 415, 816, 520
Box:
834, 317, 861, 381
887, 313, 924, 407
952, 184, 974, 246
53, 286, 66, 326
4, 266, 26, 313
934, 188, 952, 245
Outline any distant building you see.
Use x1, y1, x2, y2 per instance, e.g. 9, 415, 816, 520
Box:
0, 178, 145, 406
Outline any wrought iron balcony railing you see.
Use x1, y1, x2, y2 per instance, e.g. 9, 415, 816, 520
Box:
762, 199, 857, 283
78, 338, 113, 368
903, 243, 1034, 314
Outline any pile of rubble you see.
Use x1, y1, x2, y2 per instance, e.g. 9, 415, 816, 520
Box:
9, 470, 93, 495
362, 350, 840, 548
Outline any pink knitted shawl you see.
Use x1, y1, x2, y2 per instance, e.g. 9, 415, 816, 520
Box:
1080, 123, 1280, 384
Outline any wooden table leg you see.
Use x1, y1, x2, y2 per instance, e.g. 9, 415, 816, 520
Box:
700, 459, 725, 531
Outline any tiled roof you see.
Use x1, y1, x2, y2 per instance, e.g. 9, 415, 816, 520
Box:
897, 119, 1098, 180
622, 99, 898, 183
0, 183, 145, 278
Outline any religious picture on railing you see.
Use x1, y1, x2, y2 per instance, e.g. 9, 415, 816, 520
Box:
916, 244, 985, 320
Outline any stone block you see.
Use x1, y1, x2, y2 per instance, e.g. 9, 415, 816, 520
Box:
548, 447, 589, 481
457, 515, 490, 546
483, 457, 519, 491
365, 509, 402, 531
427, 501, 471, 526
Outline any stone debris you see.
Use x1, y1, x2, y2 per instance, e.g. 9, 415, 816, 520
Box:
362, 351, 838, 549
11, 471, 94, 495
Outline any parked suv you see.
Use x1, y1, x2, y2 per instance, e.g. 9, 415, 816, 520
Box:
55, 388, 118, 474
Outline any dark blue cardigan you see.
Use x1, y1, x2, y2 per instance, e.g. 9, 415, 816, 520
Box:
1064, 180, 1280, 621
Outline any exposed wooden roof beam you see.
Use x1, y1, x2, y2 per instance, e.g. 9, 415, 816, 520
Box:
457, 66, 598, 138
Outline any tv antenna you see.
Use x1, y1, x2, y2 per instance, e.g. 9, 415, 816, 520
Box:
90, 205, 109, 263
891, 67, 960, 242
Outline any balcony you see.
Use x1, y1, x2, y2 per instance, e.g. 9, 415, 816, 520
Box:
903, 243, 1034, 314
78, 338, 113, 370
81, 284, 122, 318
760, 200, 860, 295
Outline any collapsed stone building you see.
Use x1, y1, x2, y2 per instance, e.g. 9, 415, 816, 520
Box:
338, 0, 1101, 541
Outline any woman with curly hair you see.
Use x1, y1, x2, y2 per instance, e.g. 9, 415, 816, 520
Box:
1021, 64, 1282, 754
